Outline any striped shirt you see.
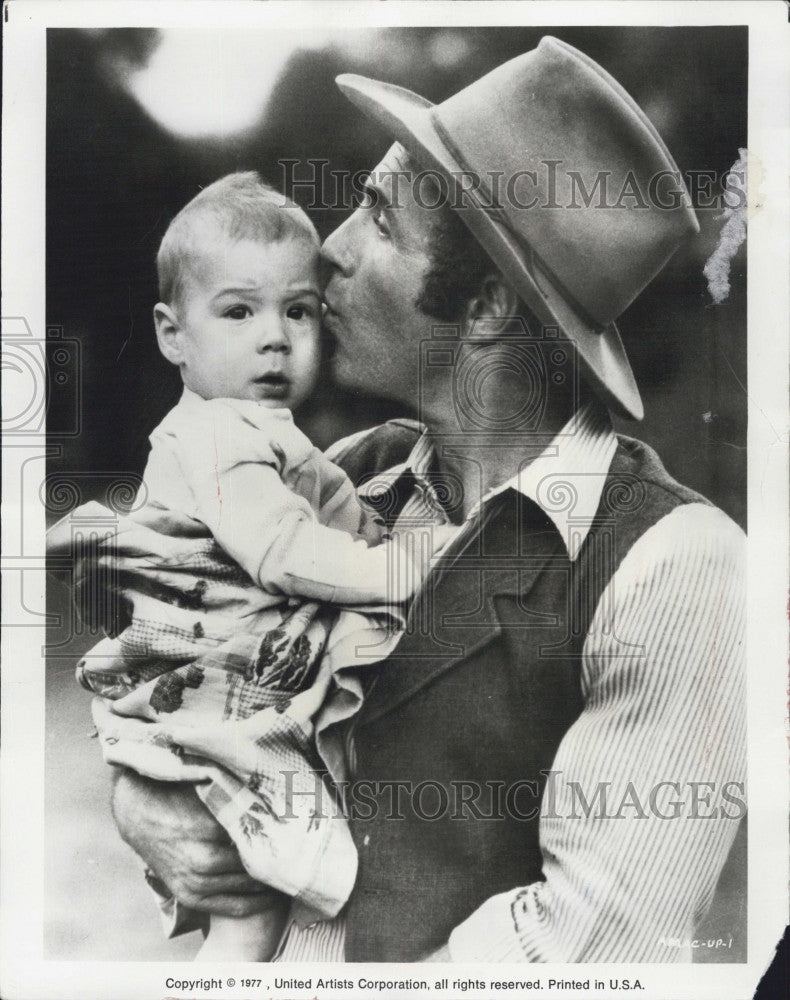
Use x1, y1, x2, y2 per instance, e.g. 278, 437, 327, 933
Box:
275, 402, 745, 962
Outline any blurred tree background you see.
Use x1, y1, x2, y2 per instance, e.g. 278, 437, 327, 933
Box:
46, 26, 747, 961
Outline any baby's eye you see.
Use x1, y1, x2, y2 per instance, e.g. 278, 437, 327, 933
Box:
286, 304, 314, 321
224, 304, 252, 320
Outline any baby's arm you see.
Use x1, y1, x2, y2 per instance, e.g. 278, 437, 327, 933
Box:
169, 401, 435, 605
192, 458, 431, 604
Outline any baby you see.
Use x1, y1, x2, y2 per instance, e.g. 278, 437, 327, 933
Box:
48, 173, 448, 961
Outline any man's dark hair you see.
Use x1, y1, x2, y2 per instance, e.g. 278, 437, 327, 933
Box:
407, 153, 540, 330
416, 197, 495, 322
393, 150, 491, 322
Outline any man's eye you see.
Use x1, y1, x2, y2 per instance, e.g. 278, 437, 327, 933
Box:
359, 186, 389, 236
372, 208, 389, 237
224, 305, 251, 320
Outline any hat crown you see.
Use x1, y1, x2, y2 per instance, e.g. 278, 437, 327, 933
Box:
431, 37, 698, 326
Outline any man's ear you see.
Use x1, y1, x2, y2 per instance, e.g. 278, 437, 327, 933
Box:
153, 303, 184, 366
462, 275, 519, 339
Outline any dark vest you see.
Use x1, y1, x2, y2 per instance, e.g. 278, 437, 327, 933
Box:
336, 422, 709, 962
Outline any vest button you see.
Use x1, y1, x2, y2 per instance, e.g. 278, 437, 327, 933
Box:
363, 834, 371, 846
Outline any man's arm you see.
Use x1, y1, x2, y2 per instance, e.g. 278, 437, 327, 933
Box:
446, 503, 746, 962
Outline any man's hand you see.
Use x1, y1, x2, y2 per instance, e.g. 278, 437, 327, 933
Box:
111, 768, 275, 917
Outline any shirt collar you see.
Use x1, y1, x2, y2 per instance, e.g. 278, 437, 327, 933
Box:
473, 400, 618, 559
359, 401, 618, 561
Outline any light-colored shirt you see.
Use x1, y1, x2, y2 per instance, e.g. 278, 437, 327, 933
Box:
274, 401, 745, 962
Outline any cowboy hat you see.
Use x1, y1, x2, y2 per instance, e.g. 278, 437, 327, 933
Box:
336, 36, 699, 420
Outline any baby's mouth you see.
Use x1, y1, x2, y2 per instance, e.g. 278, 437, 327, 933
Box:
254, 373, 290, 398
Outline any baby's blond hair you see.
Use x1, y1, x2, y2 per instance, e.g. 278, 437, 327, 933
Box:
157, 172, 318, 311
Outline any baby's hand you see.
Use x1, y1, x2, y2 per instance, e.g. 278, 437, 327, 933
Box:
387, 522, 458, 556
386, 523, 461, 598
356, 509, 389, 547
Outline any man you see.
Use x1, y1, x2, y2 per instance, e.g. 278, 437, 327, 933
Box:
111, 37, 744, 962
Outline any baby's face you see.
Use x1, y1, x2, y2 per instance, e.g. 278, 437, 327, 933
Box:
174, 234, 322, 408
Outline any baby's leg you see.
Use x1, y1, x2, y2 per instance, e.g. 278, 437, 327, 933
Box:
195, 894, 289, 962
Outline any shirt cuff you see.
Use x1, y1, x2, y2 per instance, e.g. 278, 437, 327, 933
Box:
448, 890, 528, 963
143, 867, 208, 939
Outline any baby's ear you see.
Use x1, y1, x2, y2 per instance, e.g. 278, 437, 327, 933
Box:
153, 303, 183, 366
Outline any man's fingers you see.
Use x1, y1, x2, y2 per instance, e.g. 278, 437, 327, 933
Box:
177, 890, 280, 919
185, 870, 272, 895
152, 856, 269, 901
183, 841, 248, 877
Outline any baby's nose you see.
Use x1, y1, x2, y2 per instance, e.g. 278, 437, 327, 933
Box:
256, 315, 289, 352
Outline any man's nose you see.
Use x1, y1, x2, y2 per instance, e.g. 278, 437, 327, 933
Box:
256, 313, 289, 352
321, 213, 356, 281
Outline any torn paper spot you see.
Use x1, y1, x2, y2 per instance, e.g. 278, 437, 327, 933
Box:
703, 148, 747, 304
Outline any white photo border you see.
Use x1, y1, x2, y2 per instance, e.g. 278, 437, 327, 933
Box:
2, 2, 788, 999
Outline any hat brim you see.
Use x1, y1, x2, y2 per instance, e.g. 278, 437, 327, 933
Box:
337, 73, 644, 421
